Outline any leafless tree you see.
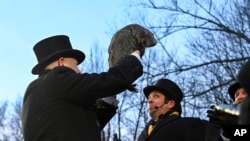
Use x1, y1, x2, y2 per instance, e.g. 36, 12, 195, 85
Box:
103, 0, 250, 140
9, 96, 23, 141
0, 101, 8, 141
0, 97, 23, 141
2, 1, 250, 141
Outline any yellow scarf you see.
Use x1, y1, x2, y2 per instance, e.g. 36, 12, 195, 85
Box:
147, 111, 179, 135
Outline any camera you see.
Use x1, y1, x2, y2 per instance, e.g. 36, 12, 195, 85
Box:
212, 104, 240, 116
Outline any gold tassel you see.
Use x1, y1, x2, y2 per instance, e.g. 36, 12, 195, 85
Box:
170, 111, 179, 116
147, 111, 179, 135
147, 124, 154, 135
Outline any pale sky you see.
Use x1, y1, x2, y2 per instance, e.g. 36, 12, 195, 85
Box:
0, 0, 132, 102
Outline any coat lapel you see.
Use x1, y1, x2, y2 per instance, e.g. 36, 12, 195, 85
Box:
148, 115, 179, 137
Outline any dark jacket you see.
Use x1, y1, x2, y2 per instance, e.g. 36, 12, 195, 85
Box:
22, 55, 143, 141
138, 114, 222, 141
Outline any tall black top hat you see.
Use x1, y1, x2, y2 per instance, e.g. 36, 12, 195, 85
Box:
143, 78, 184, 114
32, 35, 85, 74
228, 82, 242, 101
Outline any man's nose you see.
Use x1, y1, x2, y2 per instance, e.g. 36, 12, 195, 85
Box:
148, 98, 153, 103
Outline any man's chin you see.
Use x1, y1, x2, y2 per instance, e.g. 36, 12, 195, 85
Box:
149, 110, 157, 117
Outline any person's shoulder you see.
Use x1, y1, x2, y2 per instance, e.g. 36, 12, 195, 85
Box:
182, 117, 213, 123
181, 117, 201, 121
181, 117, 218, 126
44, 67, 77, 78
175, 117, 202, 125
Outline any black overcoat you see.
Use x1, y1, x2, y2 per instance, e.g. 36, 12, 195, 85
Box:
22, 55, 142, 141
138, 115, 222, 141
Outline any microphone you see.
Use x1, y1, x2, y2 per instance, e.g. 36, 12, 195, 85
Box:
155, 103, 165, 109
154, 99, 169, 109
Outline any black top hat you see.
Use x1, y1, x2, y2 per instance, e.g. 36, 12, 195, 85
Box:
143, 79, 184, 114
32, 35, 85, 74
228, 82, 242, 101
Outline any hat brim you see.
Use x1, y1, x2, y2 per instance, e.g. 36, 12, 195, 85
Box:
32, 49, 85, 74
228, 82, 241, 101
144, 85, 174, 99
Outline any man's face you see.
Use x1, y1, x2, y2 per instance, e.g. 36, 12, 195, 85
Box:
147, 91, 174, 120
234, 88, 248, 107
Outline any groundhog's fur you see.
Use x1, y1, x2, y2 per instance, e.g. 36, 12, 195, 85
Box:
108, 24, 157, 92
108, 23, 157, 68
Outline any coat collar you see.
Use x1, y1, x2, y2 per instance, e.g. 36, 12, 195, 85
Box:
146, 112, 180, 139
38, 69, 51, 77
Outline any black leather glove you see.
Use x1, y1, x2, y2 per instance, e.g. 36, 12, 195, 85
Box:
207, 104, 239, 125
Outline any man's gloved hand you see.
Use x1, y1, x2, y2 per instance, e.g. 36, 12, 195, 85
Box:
207, 104, 239, 125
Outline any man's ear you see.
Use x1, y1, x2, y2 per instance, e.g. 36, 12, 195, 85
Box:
57, 57, 64, 66
168, 100, 176, 109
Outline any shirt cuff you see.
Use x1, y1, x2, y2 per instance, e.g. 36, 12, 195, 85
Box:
131, 52, 142, 62
102, 97, 119, 107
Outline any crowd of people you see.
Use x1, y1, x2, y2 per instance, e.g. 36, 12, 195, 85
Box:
21, 34, 249, 141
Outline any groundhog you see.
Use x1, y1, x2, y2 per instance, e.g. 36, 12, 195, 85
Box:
108, 23, 157, 92
108, 23, 157, 68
